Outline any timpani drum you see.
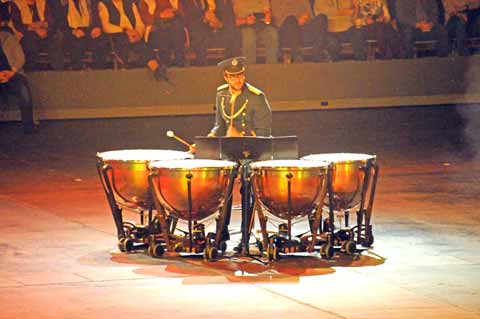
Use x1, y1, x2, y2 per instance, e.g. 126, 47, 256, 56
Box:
250, 160, 329, 219
149, 159, 237, 221
96, 149, 193, 208
302, 153, 376, 211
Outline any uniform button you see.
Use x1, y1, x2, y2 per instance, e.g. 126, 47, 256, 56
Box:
241, 131, 246, 135
242, 112, 246, 116
241, 123, 246, 127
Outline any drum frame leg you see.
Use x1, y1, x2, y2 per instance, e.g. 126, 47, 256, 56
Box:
214, 169, 237, 250
148, 172, 173, 252
355, 162, 379, 246
240, 159, 254, 256
254, 197, 269, 253
326, 166, 336, 250
96, 160, 125, 240
310, 172, 329, 252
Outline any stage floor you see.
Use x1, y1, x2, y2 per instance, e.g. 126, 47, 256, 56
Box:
1, 107, 480, 319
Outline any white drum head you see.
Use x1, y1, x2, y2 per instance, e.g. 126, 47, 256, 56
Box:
97, 149, 193, 162
302, 153, 375, 163
150, 159, 236, 169
250, 159, 329, 169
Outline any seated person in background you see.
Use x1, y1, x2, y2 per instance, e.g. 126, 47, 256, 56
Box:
0, 5, 35, 133
394, 0, 449, 57
99, 0, 159, 73
313, 0, 366, 61
232, 0, 278, 64
443, 0, 479, 55
207, 0, 240, 59
180, 0, 214, 66
181, 0, 239, 65
353, 0, 402, 59
466, 0, 480, 37
10, 0, 64, 70
138, 0, 185, 67
62, 0, 110, 69
271, 0, 329, 63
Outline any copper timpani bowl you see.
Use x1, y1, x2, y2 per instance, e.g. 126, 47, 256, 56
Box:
301, 153, 376, 211
96, 149, 193, 208
250, 160, 329, 220
149, 159, 237, 221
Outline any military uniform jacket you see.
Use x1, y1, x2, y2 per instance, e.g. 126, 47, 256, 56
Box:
210, 82, 272, 137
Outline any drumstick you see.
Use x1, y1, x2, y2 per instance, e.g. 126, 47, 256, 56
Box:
166, 130, 195, 151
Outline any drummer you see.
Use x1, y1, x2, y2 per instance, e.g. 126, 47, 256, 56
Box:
208, 57, 272, 252
208, 57, 272, 138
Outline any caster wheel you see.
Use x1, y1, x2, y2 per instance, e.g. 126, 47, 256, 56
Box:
204, 247, 218, 261
174, 243, 184, 253
208, 247, 218, 260
361, 234, 374, 247
324, 244, 334, 259
345, 240, 357, 255
149, 243, 165, 258
218, 241, 227, 253
120, 238, 134, 252
267, 245, 279, 261
118, 238, 126, 252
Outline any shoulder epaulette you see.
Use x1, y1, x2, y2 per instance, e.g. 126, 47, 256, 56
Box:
217, 83, 229, 91
246, 83, 263, 95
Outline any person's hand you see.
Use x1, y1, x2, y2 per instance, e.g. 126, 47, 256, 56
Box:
354, 18, 363, 28
423, 22, 433, 32
207, 132, 215, 137
90, 27, 102, 39
0, 71, 8, 83
0, 70, 15, 83
235, 16, 246, 26
204, 11, 223, 29
28, 21, 42, 30
35, 28, 48, 39
159, 8, 175, 19
15, 31, 24, 41
263, 9, 272, 24
391, 19, 398, 31
298, 14, 309, 27
246, 14, 256, 25
126, 29, 141, 43
73, 28, 86, 38
375, 15, 385, 23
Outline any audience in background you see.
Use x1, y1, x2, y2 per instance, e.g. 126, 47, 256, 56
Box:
61, 0, 110, 69
394, 0, 449, 57
208, 0, 239, 59
0, 3, 34, 133
10, 0, 64, 70
138, 0, 185, 67
443, 0, 480, 55
353, 0, 402, 59
313, 0, 366, 61
232, 0, 278, 64
0, 0, 479, 71
271, 0, 329, 63
98, 0, 160, 75
466, 1, 480, 36
180, 0, 213, 66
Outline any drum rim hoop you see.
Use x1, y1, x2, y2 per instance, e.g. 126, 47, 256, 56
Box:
96, 149, 193, 162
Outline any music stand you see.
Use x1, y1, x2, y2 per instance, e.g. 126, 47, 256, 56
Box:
194, 136, 298, 255
194, 136, 298, 161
